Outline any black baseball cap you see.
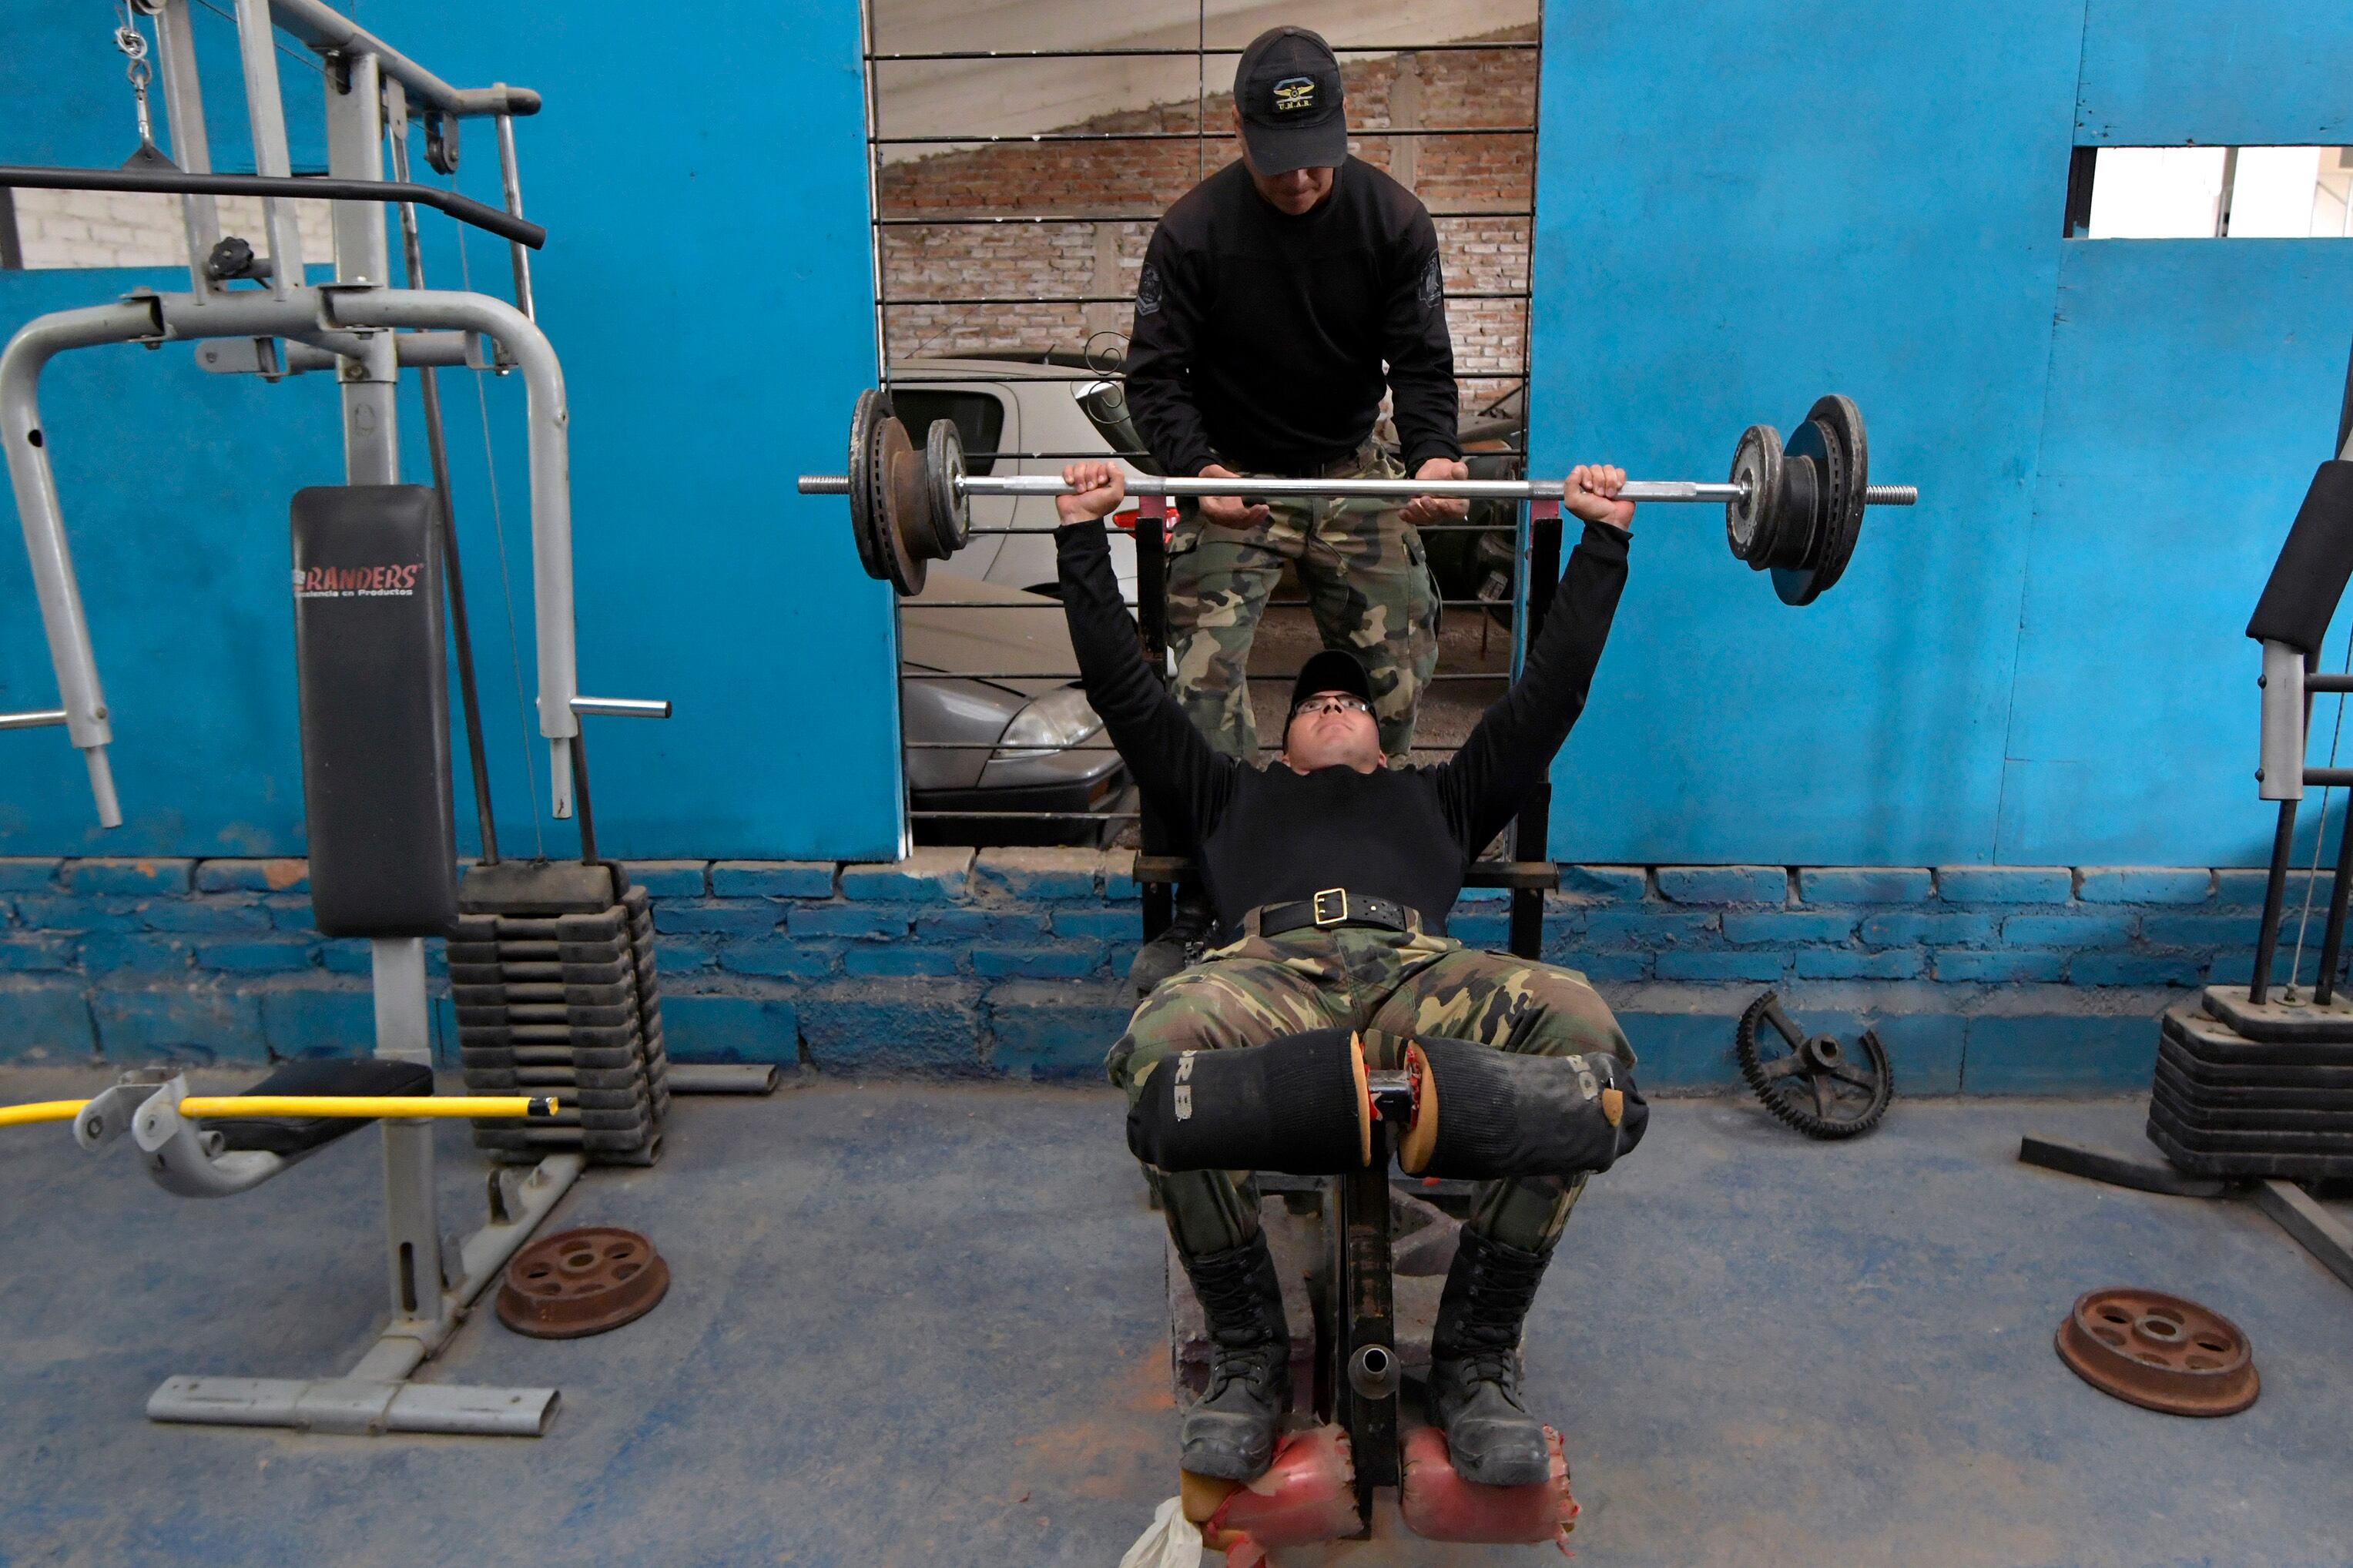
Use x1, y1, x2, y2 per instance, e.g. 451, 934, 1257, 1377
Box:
1234, 27, 1347, 176
1289, 648, 1374, 717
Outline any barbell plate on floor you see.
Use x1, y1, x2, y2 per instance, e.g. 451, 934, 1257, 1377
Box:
846, 388, 890, 584
1725, 422, 1784, 566
925, 418, 970, 554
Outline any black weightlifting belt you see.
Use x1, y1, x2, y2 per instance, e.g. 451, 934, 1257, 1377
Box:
1227, 888, 1416, 947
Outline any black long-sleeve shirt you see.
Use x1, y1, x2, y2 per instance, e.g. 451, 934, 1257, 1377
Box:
1124, 157, 1461, 479
1058, 518, 1630, 934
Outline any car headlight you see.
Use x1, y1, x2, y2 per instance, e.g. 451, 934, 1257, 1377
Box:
993, 685, 1104, 761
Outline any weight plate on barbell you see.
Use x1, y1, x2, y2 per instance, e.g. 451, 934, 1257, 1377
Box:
1802, 393, 1869, 601
846, 387, 890, 584
1772, 414, 1845, 605
925, 418, 970, 554
1725, 422, 1784, 566
873, 414, 928, 595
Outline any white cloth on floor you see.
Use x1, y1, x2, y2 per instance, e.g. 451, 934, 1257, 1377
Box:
1118, 1496, 1204, 1568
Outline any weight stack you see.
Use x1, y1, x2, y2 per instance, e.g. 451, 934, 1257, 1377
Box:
2146, 1002, 2353, 1180
450, 859, 671, 1166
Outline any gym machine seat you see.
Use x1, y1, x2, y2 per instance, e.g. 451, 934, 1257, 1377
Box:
199, 1057, 434, 1158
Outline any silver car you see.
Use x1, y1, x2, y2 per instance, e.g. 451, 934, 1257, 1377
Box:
890, 357, 1148, 844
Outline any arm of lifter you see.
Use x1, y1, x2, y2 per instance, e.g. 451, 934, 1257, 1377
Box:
1436, 466, 1636, 849
1053, 464, 1234, 841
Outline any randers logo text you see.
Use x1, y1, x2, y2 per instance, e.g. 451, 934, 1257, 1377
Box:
293, 562, 424, 598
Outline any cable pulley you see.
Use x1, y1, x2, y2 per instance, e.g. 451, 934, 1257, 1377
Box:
802, 390, 1916, 603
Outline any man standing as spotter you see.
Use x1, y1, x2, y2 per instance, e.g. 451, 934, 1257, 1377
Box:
1125, 25, 1470, 980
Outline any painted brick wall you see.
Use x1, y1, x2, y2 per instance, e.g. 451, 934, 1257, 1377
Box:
0, 850, 2321, 1095
876, 27, 1536, 407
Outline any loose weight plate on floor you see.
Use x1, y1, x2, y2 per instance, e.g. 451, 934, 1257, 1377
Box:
496, 1226, 670, 1338
452, 860, 670, 1166
2055, 1288, 2257, 1417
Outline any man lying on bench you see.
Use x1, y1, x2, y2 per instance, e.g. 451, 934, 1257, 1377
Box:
1052, 460, 1648, 1487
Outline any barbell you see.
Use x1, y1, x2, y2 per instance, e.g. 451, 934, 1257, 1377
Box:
796, 390, 1917, 606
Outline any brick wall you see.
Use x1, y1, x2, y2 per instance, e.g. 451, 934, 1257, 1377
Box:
0, 850, 2321, 1094
14, 35, 1537, 413
876, 28, 1536, 412
10, 189, 339, 271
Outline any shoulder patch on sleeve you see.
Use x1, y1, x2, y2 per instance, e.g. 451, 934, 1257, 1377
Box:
1419, 254, 1443, 311
1137, 263, 1165, 317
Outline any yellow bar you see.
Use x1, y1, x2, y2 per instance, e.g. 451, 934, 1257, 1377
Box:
175, 1095, 559, 1119
0, 1100, 89, 1129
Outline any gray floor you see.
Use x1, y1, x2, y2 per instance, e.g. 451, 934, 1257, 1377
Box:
2, 1069, 2348, 1568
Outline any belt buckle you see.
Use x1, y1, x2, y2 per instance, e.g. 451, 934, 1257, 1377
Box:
1312, 888, 1349, 928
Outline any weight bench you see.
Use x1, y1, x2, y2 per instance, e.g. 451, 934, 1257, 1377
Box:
1132, 855, 1560, 961
1147, 1032, 1628, 1556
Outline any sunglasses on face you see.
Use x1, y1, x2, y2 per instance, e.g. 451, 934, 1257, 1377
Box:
1294, 694, 1371, 718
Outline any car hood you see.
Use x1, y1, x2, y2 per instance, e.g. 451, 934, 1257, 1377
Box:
899, 574, 1077, 702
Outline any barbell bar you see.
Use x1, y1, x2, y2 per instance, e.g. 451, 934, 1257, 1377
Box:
799, 389, 1917, 607
796, 472, 1915, 506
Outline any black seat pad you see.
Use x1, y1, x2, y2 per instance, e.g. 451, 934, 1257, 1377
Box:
201, 1057, 433, 1156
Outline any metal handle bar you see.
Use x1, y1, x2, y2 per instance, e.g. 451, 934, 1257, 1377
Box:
1, 1094, 558, 1128
570, 695, 672, 719
0, 709, 68, 732
0, 166, 546, 250
794, 472, 1917, 506
263, 0, 541, 119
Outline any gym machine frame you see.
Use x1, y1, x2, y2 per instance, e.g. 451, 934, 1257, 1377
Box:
0, 0, 659, 1436
2019, 364, 2353, 1295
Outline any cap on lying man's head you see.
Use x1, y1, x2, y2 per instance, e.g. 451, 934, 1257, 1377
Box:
1289, 648, 1375, 716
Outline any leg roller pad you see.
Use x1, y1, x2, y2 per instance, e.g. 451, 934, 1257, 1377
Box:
1128, 1028, 1369, 1175
1401, 1038, 1648, 1179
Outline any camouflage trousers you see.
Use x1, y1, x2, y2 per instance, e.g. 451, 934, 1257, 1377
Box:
1106, 920, 1636, 1258
1165, 444, 1442, 762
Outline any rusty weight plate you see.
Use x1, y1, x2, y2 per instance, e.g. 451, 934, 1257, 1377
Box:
872, 413, 929, 595
497, 1226, 671, 1338
2055, 1287, 2257, 1416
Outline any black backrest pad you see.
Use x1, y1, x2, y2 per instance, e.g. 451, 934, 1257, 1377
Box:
291, 485, 458, 936
2247, 461, 2353, 655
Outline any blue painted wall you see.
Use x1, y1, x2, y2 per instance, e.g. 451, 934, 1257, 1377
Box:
1531, 0, 2353, 868
0, 2, 897, 861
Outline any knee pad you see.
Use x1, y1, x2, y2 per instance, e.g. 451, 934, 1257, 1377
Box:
1127, 1027, 1370, 1174
1398, 1038, 1647, 1179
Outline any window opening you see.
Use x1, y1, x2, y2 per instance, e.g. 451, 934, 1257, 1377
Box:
2067, 145, 2353, 239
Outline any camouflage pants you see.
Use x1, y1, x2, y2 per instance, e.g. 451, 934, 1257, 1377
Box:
1165, 445, 1442, 762
1106, 920, 1636, 1258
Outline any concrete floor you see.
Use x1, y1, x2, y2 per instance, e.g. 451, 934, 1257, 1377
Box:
2, 1071, 2348, 1568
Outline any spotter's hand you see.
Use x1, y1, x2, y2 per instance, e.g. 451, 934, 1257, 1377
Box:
1057, 461, 1127, 524
1565, 464, 1634, 531
1195, 464, 1271, 530
1400, 456, 1471, 526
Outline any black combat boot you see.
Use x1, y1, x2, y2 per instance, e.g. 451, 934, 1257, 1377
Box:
1129, 887, 1215, 997
1427, 1226, 1554, 1486
1176, 1231, 1291, 1479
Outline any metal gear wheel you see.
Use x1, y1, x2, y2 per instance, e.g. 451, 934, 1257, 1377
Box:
1735, 990, 1893, 1139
